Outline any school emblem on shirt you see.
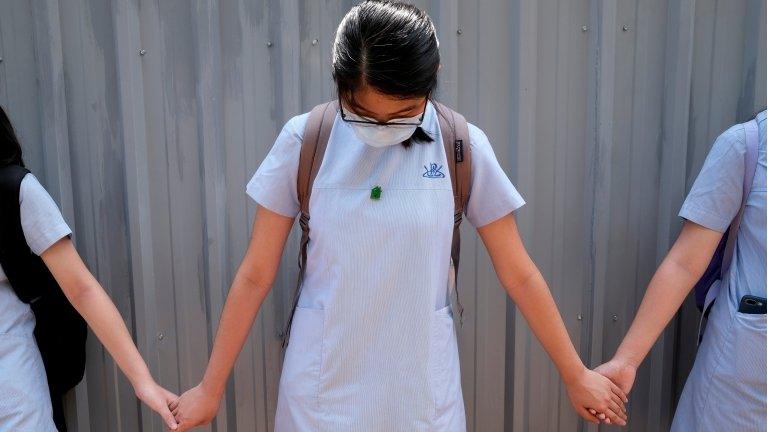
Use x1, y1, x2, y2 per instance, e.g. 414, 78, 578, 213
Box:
423, 163, 445, 179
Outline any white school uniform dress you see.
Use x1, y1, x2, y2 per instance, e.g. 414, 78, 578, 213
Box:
0, 174, 70, 432
247, 102, 525, 431
672, 111, 767, 432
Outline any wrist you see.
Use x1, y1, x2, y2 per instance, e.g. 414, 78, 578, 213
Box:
560, 361, 587, 386
612, 351, 641, 370
127, 367, 155, 390
200, 377, 225, 399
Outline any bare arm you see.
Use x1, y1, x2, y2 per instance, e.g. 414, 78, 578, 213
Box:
478, 213, 627, 425
42, 238, 180, 429
599, 221, 723, 382
170, 205, 295, 430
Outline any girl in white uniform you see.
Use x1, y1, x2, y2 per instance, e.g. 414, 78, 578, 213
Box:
0, 106, 180, 431
594, 110, 767, 431
170, 2, 627, 430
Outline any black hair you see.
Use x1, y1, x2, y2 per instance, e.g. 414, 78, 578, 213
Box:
333, 1, 439, 147
0, 106, 25, 167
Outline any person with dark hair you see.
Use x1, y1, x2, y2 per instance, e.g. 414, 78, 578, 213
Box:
170, 2, 626, 430
0, 105, 180, 430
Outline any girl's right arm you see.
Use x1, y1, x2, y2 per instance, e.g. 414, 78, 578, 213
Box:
170, 205, 295, 431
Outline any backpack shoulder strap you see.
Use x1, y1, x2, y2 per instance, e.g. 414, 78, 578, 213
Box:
433, 102, 471, 215
720, 118, 760, 277
297, 100, 338, 215
0, 164, 30, 196
433, 102, 472, 324
283, 100, 338, 347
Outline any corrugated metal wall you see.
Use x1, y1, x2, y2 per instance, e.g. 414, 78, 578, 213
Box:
0, 0, 764, 431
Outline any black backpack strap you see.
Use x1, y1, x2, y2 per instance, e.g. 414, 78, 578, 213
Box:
282, 101, 338, 347
0, 165, 34, 300
434, 102, 472, 325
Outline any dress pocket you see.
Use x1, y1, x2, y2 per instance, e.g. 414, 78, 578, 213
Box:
276, 307, 325, 430
701, 305, 767, 431
429, 306, 466, 430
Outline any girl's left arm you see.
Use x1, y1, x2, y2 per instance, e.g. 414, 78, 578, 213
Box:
477, 213, 627, 426
41, 237, 179, 430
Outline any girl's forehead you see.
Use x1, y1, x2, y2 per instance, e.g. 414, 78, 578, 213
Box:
347, 87, 425, 117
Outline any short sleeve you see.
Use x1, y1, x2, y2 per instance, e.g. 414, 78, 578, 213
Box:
465, 124, 526, 227
19, 174, 72, 255
246, 113, 309, 218
679, 124, 746, 233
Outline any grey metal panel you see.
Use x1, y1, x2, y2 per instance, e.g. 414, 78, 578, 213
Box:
0, 0, 763, 431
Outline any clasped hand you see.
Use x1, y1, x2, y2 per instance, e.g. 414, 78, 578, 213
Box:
157, 362, 636, 430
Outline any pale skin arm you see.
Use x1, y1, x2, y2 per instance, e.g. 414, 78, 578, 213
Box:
41, 238, 180, 430
478, 213, 627, 426
170, 206, 295, 431
593, 221, 723, 397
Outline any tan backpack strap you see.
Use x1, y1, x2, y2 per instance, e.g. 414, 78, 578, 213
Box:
282, 100, 338, 347
297, 100, 338, 214
434, 102, 471, 213
434, 102, 472, 325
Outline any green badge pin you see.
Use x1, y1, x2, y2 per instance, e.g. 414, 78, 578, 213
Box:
370, 185, 382, 200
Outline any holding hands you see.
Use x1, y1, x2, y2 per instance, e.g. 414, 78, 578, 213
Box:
168, 383, 221, 431
565, 366, 628, 426
589, 358, 638, 425
132, 378, 180, 430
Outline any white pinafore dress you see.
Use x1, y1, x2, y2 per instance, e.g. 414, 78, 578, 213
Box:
672, 112, 767, 431
246, 102, 525, 431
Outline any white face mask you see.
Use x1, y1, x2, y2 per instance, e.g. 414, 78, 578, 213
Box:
343, 109, 423, 148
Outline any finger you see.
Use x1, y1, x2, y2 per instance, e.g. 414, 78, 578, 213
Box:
588, 408, 597, 416
604, 406, 627, 426
578, 407, 600, 424
611, 392, 627, 414
608, 399, 627, 421
169, 399, 180, 411
172, 406, 180, 417
159, 405, 179, 430
611, 381, 629, 403
597, 412, 606, 421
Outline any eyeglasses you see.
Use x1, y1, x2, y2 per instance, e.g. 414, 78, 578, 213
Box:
339, 101, 427, 127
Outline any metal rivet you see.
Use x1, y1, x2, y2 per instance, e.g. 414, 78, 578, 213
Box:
311, 38, 318, 46
612, 314, 618, 322
266, 41, 273, 47
157, 332, 164, 340
139, 49, 147, 56
622, 25, 629, 32
456, 29, 463, 35
577, 313, 583, 321
582, 25, 588, 32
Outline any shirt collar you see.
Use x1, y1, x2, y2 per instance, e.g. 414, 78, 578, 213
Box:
421, 101, 440, 136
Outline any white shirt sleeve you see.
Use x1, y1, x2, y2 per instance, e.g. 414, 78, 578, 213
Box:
245, 113, 309, 218
679, 124, 746, 233
464, 124, 526, 227
19, 174, 72, 255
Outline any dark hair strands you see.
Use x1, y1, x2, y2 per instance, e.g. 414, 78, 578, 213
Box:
333, 0, 440, 147
0, 106, 25, 168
